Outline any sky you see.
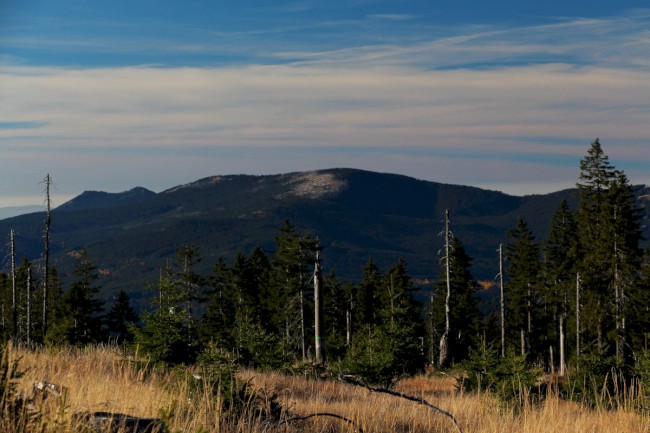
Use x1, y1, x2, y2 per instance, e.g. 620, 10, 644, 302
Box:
1, 1, 650, 208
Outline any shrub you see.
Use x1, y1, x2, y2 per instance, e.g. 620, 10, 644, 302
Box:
460, 341, 542, 407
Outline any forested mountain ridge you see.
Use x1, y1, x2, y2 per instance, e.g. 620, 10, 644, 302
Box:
0, 168, 647, 306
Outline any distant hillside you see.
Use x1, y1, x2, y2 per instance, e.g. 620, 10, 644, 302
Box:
0, 169, 647, 308
0, 204, 42, 220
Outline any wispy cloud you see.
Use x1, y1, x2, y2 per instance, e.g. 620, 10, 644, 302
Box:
2, 8, 650, 200
367, 14, 418, 21
0, 120, 46, 129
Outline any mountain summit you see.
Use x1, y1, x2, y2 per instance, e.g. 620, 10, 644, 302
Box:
1, 169, 646, 304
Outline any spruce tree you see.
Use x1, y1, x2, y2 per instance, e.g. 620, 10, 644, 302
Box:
542, 199, 577, 373
200, 257, 235, 346
505, 218, 540, 358
355, 258, 381, 328
270, 220, 319, 359
48, 250, 104, 345
134, 265, 196, 364
576, 139, 618, 355
105, 289, 139, 342
576, 139, 642, 361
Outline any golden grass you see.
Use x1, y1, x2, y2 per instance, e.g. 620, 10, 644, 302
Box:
6, 344, 650, 433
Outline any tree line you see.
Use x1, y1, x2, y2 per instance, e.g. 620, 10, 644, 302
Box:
1, 139, 649, 384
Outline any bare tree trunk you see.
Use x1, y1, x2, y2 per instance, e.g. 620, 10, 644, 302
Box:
438, 210, 451, 367
500, 243, 506, 358
614, 238, 624, 363
26, 265, 32, 346
183, 254, 193, 344
576, 272, 581, 364
527, 282, 532, 355
300, 289, 305, 360
346, 294, 352, 346
429, 292, 435, 366
42, 174, 52, 338
11, 229, 17, 340
313, 253, 325, 365
560, 311, 566, 376
549, 345, 554, 374
520, 328, 525, 356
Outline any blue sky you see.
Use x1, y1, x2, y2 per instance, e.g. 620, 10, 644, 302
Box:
1, 1, 650, 207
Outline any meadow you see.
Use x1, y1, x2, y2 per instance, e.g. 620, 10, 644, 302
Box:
3, 344, 650, 433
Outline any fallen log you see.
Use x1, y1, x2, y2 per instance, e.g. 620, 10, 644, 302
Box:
73, 411, 165, 433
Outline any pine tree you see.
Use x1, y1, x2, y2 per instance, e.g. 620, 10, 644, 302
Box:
576, 138, 618, 355
355, 258, 381, 328
627, 254, 650, 354
105, 289, 139, 342
200, 257, 235, 346
576, 139, 642, 362
505, 218, 540, 358
542, 199, 577, 374
175, 245, 203, 343
270, 220, 319, 359
344, 259, 423, 383
48, 250, 104, 345
323, 271, 353, 359
134, 265, 196, 364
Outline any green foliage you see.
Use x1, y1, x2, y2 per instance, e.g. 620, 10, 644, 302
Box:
133, 267, 198, 365
233, 319, 291, 370
562, 348, 632, 410
105, 289, 139, 343
505, 218, 541, 356
461, 341, 542, 407
47, 250, 105, 346
342, 259, 424, 385
191, 344, 283, 421
342, 326, 401, 386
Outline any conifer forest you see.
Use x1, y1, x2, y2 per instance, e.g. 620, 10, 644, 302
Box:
2, 139, 650, 432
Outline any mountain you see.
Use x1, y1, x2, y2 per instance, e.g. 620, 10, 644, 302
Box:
0, 169, 647, 308
0, 205, 42, 220
57, 187, 155, 211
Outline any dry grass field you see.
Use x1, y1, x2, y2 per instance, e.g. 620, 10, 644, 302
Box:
3, 344, 650, 433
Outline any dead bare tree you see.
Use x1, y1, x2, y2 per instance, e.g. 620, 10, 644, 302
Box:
576, 272, 581, 365
438, 209, 451, 367
26, 264, 32, 346
499, 243, 505, 358
313, 249, 325, 365
41, 173, 53, 338
11, 229, 17, 340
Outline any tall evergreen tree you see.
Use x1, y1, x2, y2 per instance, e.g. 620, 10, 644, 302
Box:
270, 220, 319, 359
505, 218, 540, 358
576, 139, 642, 361
48, 250, 104, 345
355, 258, 381, 328
542, 199, 577, 373
200, 257, 235, 346
134, 265, 196, 364
576, 139, 618, 355
344, 259, 423, 383
105, 289, 139, 342
174, 245, 203, 343
323, 271, 353, 359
